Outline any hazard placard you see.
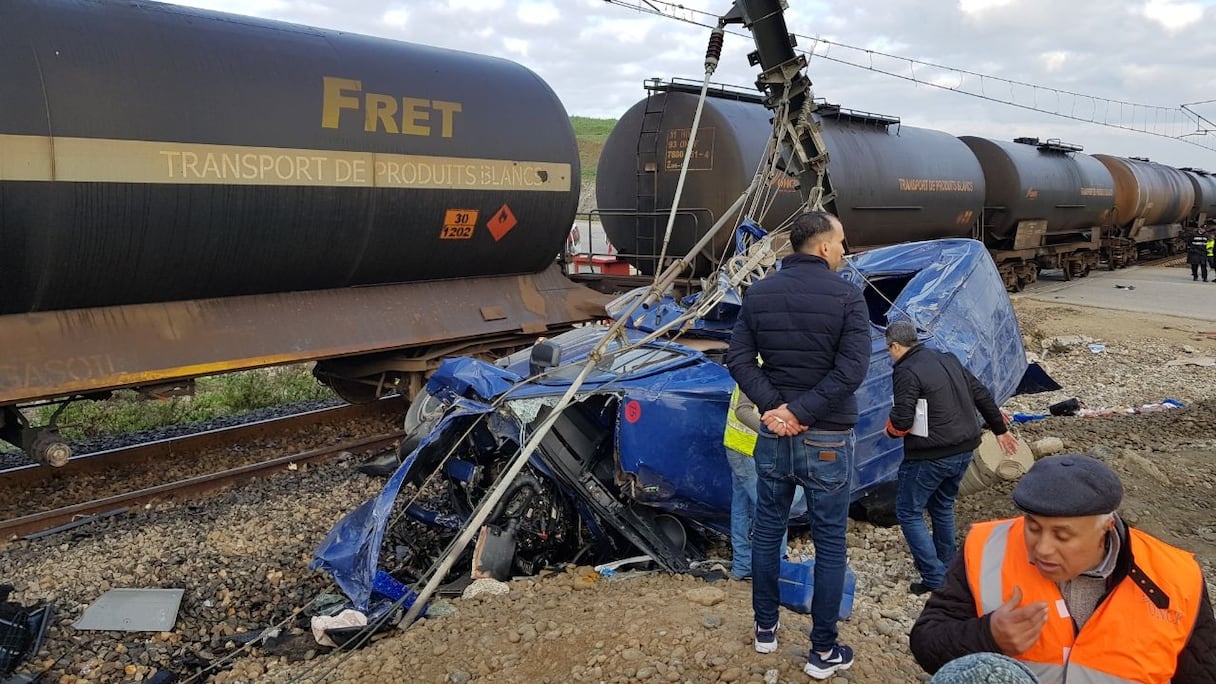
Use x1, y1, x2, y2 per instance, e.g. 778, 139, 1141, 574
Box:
441, 209, 478, 239
487, 204, 517, 241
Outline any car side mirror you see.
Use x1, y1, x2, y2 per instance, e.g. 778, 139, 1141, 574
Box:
529, 339, 562, 377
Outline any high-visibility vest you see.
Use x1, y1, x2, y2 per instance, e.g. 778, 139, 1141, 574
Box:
1206, 238, 1214, 258
722, 385, 758, 456
963, 517, 1202, 684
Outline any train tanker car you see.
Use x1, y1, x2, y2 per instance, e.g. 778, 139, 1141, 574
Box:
596, 82, 984, 277
1093, 155, 1193, 267
597, 81, 1196, 290
960, 136, 1115, 288
0, 0, 607, 463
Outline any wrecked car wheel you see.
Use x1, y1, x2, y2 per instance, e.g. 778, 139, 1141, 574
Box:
403, 391, 446, 434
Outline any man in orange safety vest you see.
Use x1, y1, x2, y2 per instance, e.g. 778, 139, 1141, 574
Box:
909, 453, 1216, 683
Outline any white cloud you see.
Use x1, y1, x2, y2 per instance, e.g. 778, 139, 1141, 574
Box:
516, 2, 559, 26
446, 0, 505, 10
503, 37, 530, 58
958, 0, 1015, 14
380, 7, 408, 29
1142, 0, 1203, 31
1040, 50, 1069, 72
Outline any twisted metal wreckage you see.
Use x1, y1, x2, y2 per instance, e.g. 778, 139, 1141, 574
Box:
310, 0, 1041, 639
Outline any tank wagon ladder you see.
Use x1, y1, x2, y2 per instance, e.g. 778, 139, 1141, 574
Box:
634, 79, 670, 274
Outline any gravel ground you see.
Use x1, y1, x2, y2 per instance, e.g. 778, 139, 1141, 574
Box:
1, 298, 1213, 683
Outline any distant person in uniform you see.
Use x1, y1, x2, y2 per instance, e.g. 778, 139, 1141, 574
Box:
909, 454, 1216, 683
1206, 230, 1215, 281
883, 320, 1019, 595
1187, 231, 1208, 281
727, 210, 870, 680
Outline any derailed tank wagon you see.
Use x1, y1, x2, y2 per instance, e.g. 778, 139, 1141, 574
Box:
0, 0, 605, 463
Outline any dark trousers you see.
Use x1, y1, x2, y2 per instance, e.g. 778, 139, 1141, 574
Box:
895, 450, 974, 588
1192, 260, 1209, 280
752, 428, 853, 651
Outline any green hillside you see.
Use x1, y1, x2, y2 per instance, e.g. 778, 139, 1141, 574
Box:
571, 116, 617, 182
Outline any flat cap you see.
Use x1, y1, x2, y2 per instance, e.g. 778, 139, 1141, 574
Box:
1012, 453, 1122, 517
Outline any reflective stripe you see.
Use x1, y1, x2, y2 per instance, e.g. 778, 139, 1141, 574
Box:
722, 386, 758, 456
1065, 663, 1142, 684
1026, 662, 1062, 682
978, 519, 1013, 613
1025, 659, 1139, 683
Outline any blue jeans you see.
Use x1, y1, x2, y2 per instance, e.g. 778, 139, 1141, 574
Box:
725, 448, 803, 579
752, 428, 853, 651
896, 450, 974, 588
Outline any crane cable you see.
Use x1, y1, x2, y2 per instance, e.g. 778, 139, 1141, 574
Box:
653, 25, 726, 276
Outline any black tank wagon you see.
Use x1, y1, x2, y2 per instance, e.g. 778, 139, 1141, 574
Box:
596, 80, 1197, 291
1, 0, 579, 314
0, 0, 606, 463
596, 84, 985, 277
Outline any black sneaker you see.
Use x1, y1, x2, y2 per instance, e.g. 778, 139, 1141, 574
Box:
909, 582, 936, 596
754, 622, 779, 654
804, 644, 854, 679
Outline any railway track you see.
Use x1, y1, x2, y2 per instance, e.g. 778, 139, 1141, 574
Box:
0, 400, 407, 539
1131, 254, 1186, 269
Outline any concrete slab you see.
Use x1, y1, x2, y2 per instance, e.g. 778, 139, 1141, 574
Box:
1017, 265, 1216, 323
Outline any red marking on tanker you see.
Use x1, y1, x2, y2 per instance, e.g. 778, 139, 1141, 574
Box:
624, 400, 642, 424
441, 209, 479, 239
487, 204, 518, 241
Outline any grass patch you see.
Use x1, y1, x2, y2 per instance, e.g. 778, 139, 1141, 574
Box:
29, 364, 334, 442
572, 116, 617, 182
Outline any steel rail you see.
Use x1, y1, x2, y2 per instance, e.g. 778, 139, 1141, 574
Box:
0, 429, 406, 539
0, 400, 403, 486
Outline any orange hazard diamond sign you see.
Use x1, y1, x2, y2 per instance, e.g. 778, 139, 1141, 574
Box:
487, 204, 517, 241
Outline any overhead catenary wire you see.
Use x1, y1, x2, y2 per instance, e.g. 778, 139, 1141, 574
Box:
603, 0, 1216, 154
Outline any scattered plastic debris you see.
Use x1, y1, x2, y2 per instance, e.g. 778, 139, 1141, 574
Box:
0, 585, 53, 678
310, 609, 367, 648
73, 588, 183, 632
594, 555, 653, 576
1087, 343, 1106, 354
1010, 412, 1049, 423
1049, 398, 1083, 416
1076, 398, 1185, 417
460, 578, 509, 600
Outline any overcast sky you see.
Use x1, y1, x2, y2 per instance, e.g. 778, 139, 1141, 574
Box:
166, 0, 1216, 168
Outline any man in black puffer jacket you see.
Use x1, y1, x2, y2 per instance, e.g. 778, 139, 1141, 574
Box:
727, 210, 870, 680
883, 320, 1018, 595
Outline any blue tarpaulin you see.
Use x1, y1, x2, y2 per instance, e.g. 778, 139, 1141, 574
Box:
312, 238, 1029, 610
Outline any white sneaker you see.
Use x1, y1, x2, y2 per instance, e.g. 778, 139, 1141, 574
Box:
754, 621, 779, 654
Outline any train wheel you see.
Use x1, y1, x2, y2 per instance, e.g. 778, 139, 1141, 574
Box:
323, 376, 384, 404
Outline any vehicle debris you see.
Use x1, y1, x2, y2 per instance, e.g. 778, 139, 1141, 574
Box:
311, 238, 1036, 619
73, 588, 183, 632
0, 585, 52, 680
